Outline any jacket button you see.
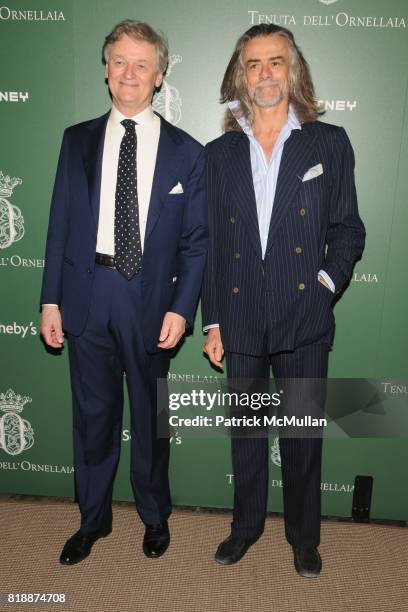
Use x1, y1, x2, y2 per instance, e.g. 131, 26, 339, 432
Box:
230, 216, 236, 224
87, 267, 92, 274
295, 247, 302, 254
299, 208, 306, 216
234, 252, 240, 259
232, 287, 239, 294
298, 283, 305, 290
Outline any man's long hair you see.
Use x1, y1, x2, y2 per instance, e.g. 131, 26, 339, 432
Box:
221, 24, 320, 132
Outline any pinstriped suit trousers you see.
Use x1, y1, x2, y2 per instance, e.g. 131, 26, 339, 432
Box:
226, 342, 329, 547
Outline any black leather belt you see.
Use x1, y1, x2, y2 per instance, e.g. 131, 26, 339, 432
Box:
95, 252, 116, 267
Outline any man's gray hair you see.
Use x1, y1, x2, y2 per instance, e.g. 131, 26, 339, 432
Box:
102, 20, 168, 73
221, 24, 320, 131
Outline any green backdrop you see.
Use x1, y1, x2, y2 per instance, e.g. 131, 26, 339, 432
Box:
1, 0, 407, 521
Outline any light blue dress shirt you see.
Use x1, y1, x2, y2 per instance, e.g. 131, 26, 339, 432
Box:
204, 102, 334, 332
228, 100, 301, 259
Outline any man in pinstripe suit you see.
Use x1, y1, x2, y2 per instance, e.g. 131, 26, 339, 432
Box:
202, 24, 365, 576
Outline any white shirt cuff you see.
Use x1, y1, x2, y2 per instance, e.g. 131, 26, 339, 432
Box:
318, 270, 335, 293
203, 323, 220, 333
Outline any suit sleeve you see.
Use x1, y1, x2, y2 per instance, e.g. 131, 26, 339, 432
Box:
169, 146, 208, 327
201, 146, 220, 328
40, 130, 70, 306
323, 127, 365, 293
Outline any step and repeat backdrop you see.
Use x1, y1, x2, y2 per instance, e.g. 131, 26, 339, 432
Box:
1, 0, 407, 520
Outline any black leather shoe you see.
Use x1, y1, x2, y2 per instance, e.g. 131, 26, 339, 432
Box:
143, 522, 170, 558
59, 526, 112, 565
214, 535, 257, 565
292, 546, 322, 577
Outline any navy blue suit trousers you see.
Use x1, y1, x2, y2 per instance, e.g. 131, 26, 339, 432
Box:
68, 264, 171, 532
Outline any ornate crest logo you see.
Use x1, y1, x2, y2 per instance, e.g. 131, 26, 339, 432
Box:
153, 54, 182, 125
0, 389, 34, 455
0, 170, 25, 249
270, 436, 281, 467
319, 0, 338, 5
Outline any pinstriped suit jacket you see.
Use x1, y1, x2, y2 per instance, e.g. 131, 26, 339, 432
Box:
201, 121, 365, 356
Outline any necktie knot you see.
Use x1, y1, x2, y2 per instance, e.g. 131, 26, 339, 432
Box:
121, 119, 136, 132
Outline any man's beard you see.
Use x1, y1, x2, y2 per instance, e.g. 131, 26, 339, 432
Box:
250, 79, 287, 108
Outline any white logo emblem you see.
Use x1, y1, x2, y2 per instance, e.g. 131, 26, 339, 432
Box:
0, 170, 25, 249
319, 0, 338, 5
271, 436, 281, 467
153, 55, 182, 125
0, 389, 34, 455
0, 91, 29, 103
318, 99, 357, 112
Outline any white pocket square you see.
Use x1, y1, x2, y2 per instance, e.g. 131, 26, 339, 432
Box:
302, 163, 323, 182
169, 182, 184, 194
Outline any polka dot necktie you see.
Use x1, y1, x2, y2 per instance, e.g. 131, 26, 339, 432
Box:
114, 119, 142, 279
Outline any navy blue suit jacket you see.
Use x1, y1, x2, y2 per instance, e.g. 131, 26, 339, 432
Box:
41, 111, 208, 353
201, 121, 365, 356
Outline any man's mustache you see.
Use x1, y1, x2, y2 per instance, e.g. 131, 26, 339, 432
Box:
255, 79, 280, 90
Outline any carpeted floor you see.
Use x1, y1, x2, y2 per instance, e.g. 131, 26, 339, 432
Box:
1, 497, 407, 612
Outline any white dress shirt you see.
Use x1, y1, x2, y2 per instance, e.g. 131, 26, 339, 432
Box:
96, 104, 160, 255
43, 105, 160, 307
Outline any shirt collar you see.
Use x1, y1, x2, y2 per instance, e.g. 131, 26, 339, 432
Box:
227, 100, 301, 136
287, 105, 301, 131
109, 104, 158, 128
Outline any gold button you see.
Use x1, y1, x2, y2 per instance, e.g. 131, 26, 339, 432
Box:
298, 283, 305, 290
295, 247, 302, 254
234, 252, 240, 259
299, 208, 306, 216
233, 287, 239, 294
230, 216, 236, 224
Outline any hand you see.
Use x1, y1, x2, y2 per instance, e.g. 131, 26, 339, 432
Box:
40, 305, 64, 348
203, 327, 224, 369
157, 312, 186, 349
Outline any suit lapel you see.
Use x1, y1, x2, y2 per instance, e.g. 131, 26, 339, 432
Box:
144, 116, 183, 244
266, 125, 317, 252
226, 133, 262, 259
83, 112, 109, 227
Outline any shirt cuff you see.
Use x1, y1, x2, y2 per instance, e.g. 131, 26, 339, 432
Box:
203, 323, 220, 333
42, 304, 59, 307
318, 270, 335, 293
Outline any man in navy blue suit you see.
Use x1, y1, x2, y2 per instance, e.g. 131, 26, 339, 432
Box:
40, 20, 207, 565
202, 24, 365, 576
